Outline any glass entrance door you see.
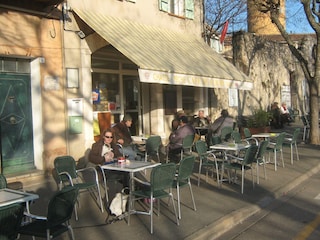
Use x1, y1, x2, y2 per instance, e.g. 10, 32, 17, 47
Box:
123, 75, 140, 136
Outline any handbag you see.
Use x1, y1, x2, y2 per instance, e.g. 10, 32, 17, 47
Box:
109, 187, 129, 216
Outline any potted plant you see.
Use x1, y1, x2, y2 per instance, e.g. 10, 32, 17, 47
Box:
245, 108, 271, 134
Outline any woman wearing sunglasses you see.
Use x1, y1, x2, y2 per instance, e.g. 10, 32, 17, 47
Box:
89, 128, 122, 165
89, 128, 129, 190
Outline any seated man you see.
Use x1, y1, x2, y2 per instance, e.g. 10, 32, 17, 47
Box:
206, 109, 234, 145
192, 110, 211, 136
167, 116, 195, 162
112, 114, 140, 160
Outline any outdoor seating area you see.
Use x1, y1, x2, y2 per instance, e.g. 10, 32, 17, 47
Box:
0, 122, 308, 238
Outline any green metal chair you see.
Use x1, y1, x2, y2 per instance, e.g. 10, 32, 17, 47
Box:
130, 163, 179, 234
0, 174, 7, 189
256, 140, 269, 184
195, 140, 222, 187
220, 126, 233, 142
283, 128, 300, 165
0, 203, 24, 240
138, 135, 162, 162
243, 128, 259, 145
54, 156, 104, 220
231, 130, 250, 145
173, 155, 196, 219
180, 134, 195, 161
224, 144, 258, 194
18, 186, 79, 240
266, 132, 286, 171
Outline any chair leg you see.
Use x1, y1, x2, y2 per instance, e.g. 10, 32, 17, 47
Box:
215, 163, 220, 188
256, 161, 260, 184
188, 180, 196, 212
150, 196, 154, 234
263, 156, 267, 180
95, 182, 104, 213
68, 224, 75, 240
280, 149, 284, 168
251, 167, 254, 190
295, 143, 300, 161
177, 184, 181, 219
97, 166, 108, 203
274, 150, 277, 171
198, 160, 202, 187
290, 144, 293, 165
241, 168, 244, 194
170, 193, 180, 227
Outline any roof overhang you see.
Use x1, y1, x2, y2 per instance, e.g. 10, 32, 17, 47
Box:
0, 0, 63, 19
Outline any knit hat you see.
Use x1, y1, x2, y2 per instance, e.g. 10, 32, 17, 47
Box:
179, 115, 188, 123
123, 114, 132, 121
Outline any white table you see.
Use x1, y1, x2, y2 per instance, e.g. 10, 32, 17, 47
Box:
210, 143, 250, 184
210, 143, 251, 152
101, 160, 161, 223
251, 133, 279, 139
0, 188, 39, 213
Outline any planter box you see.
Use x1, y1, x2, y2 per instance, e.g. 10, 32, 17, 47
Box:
240, 126, 271, 138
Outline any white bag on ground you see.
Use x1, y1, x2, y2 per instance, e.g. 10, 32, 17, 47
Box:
109, 192, 128, 216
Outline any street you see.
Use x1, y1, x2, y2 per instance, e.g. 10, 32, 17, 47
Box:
217, 173, 320, 240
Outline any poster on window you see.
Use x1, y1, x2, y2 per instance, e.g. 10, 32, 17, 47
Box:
228, 89, 238, 107
281, 85, 291, 108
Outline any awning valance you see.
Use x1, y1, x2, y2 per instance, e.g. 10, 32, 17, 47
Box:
74, 9, 253, 90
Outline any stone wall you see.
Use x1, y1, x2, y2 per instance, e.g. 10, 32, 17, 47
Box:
231, 32, 315, 116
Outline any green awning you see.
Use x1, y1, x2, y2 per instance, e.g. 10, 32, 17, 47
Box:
74, 9, 253, 90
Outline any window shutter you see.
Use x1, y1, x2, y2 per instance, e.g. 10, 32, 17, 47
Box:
185, 0, 194, 19
159, 0, 169, 12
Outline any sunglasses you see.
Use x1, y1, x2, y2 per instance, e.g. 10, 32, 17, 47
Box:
104, 136, 113, 139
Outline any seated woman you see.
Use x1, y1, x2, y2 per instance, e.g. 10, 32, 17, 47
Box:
89, 129, 129, 189
280, 102, 293, 126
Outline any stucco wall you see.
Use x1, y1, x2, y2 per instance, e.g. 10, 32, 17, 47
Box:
68, 0, 204, 38
0, 11, 65, 170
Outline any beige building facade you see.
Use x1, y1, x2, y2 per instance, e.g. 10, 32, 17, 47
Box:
0, 0, 252, 175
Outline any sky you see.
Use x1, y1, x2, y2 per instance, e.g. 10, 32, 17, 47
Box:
286, 0, 314, 34
227, 0, 315, 34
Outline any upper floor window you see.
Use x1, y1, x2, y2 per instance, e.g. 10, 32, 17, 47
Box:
159, 0, 194, 19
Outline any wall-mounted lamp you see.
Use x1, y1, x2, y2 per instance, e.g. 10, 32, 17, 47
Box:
62, 3, 85, 39
77, 31, 86, 39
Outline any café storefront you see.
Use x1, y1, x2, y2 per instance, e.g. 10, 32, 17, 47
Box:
73, 9, 253, 140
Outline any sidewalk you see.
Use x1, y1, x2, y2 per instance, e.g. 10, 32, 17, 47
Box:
11, 121, 320, 240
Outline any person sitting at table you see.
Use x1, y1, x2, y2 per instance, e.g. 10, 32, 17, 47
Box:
112, 114, 140, 160
192, 109, 211, 135
270, 102, 282, 128
88, 128, 129, 188
171, 109, 186, 132
167, 115, 195, 163
207, 109, 234, 146
280, 102, 293, 126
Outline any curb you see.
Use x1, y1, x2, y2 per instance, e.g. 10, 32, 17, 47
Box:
184, 161, 320, 240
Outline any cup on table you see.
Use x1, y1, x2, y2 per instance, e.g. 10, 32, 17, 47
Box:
118, 156, 125, 164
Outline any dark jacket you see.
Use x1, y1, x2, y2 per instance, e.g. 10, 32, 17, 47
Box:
112, 121, 133, 147
169, 124, 195, 150
209, 116, 234, 136
89, 140, 121, 165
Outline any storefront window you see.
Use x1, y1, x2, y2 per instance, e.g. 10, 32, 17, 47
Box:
182, 86, 195, 115
92, 73, 120, 112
